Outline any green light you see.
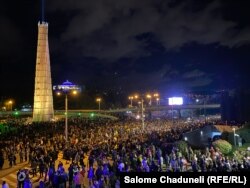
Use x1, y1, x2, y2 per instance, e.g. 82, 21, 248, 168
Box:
90, 113, 95, 117
14, 111, 19, 115
78, 113, 81, 116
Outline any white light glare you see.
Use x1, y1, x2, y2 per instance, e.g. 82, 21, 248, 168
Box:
169, 97, 183, 105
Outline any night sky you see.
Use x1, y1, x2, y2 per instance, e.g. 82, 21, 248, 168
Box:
1, 0, 250, 106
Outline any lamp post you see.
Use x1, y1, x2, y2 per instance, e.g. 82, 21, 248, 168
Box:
96, 98, 102, 111
128, 96, 134, 107
141, 99, 145, 130
8, 100, 13, 111
232, 127, 236, 147
135, 96, 145, 130
53, 80, 81, 144
65, 94, 68, 143
153, 93, 159, 106
156, 98, 160, 105
146, 94, 152, 106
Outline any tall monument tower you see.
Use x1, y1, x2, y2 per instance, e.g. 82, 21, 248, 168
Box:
33, 0, 54, 122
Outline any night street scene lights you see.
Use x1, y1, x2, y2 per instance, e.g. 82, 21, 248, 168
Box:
153, 93, 160, 105
156, 97, 160, 105
137, 99, 145, 130
53, 80, 81, 144
128, 94, 139, 107
146, 94, 152, 106
96, 98, 102, 111
8, 100, 13, 111
128, 96, 134, 107
130, 94, 148, 130
134, 95, 139, 100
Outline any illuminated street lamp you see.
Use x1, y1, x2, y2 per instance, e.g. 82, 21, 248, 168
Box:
146, 94, 152, 106
8, 100, 13, 111
129, 95, 139, 107
153, 93, 159, 97
156, 98, 160, 105
96, 98, 102, 111
141, 99, 145, 130
134, 95, 146, 130
153, 93, 160, 105
53, 80, 81, 143
128, 96, 134, 107
137, 99, 145, 130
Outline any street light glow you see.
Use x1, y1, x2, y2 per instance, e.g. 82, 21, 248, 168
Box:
7, 100, 13, 111
153, 93, 159, 97
53, 80, 81, 144
96, 98, 102, 110
169, 97, 183, 105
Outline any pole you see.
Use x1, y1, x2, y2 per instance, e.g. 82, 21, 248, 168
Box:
130, 99, 133, 107
98, 101, 101, 111
65, 94, 68, 143
141, 99, 144, 130
233, 128, 236, 146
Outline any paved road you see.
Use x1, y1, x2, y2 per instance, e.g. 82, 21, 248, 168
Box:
0, 152, 91, 188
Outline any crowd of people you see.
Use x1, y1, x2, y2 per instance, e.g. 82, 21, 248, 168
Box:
0, 115, 249, 188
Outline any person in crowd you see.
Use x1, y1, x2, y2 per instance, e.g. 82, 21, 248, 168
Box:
0, 115, 249, 188
88, 166, 95, 187
73, 171, 84, 188
23, 176, 32, 188
2, 181, 9, 188
17, 169, 26, 188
